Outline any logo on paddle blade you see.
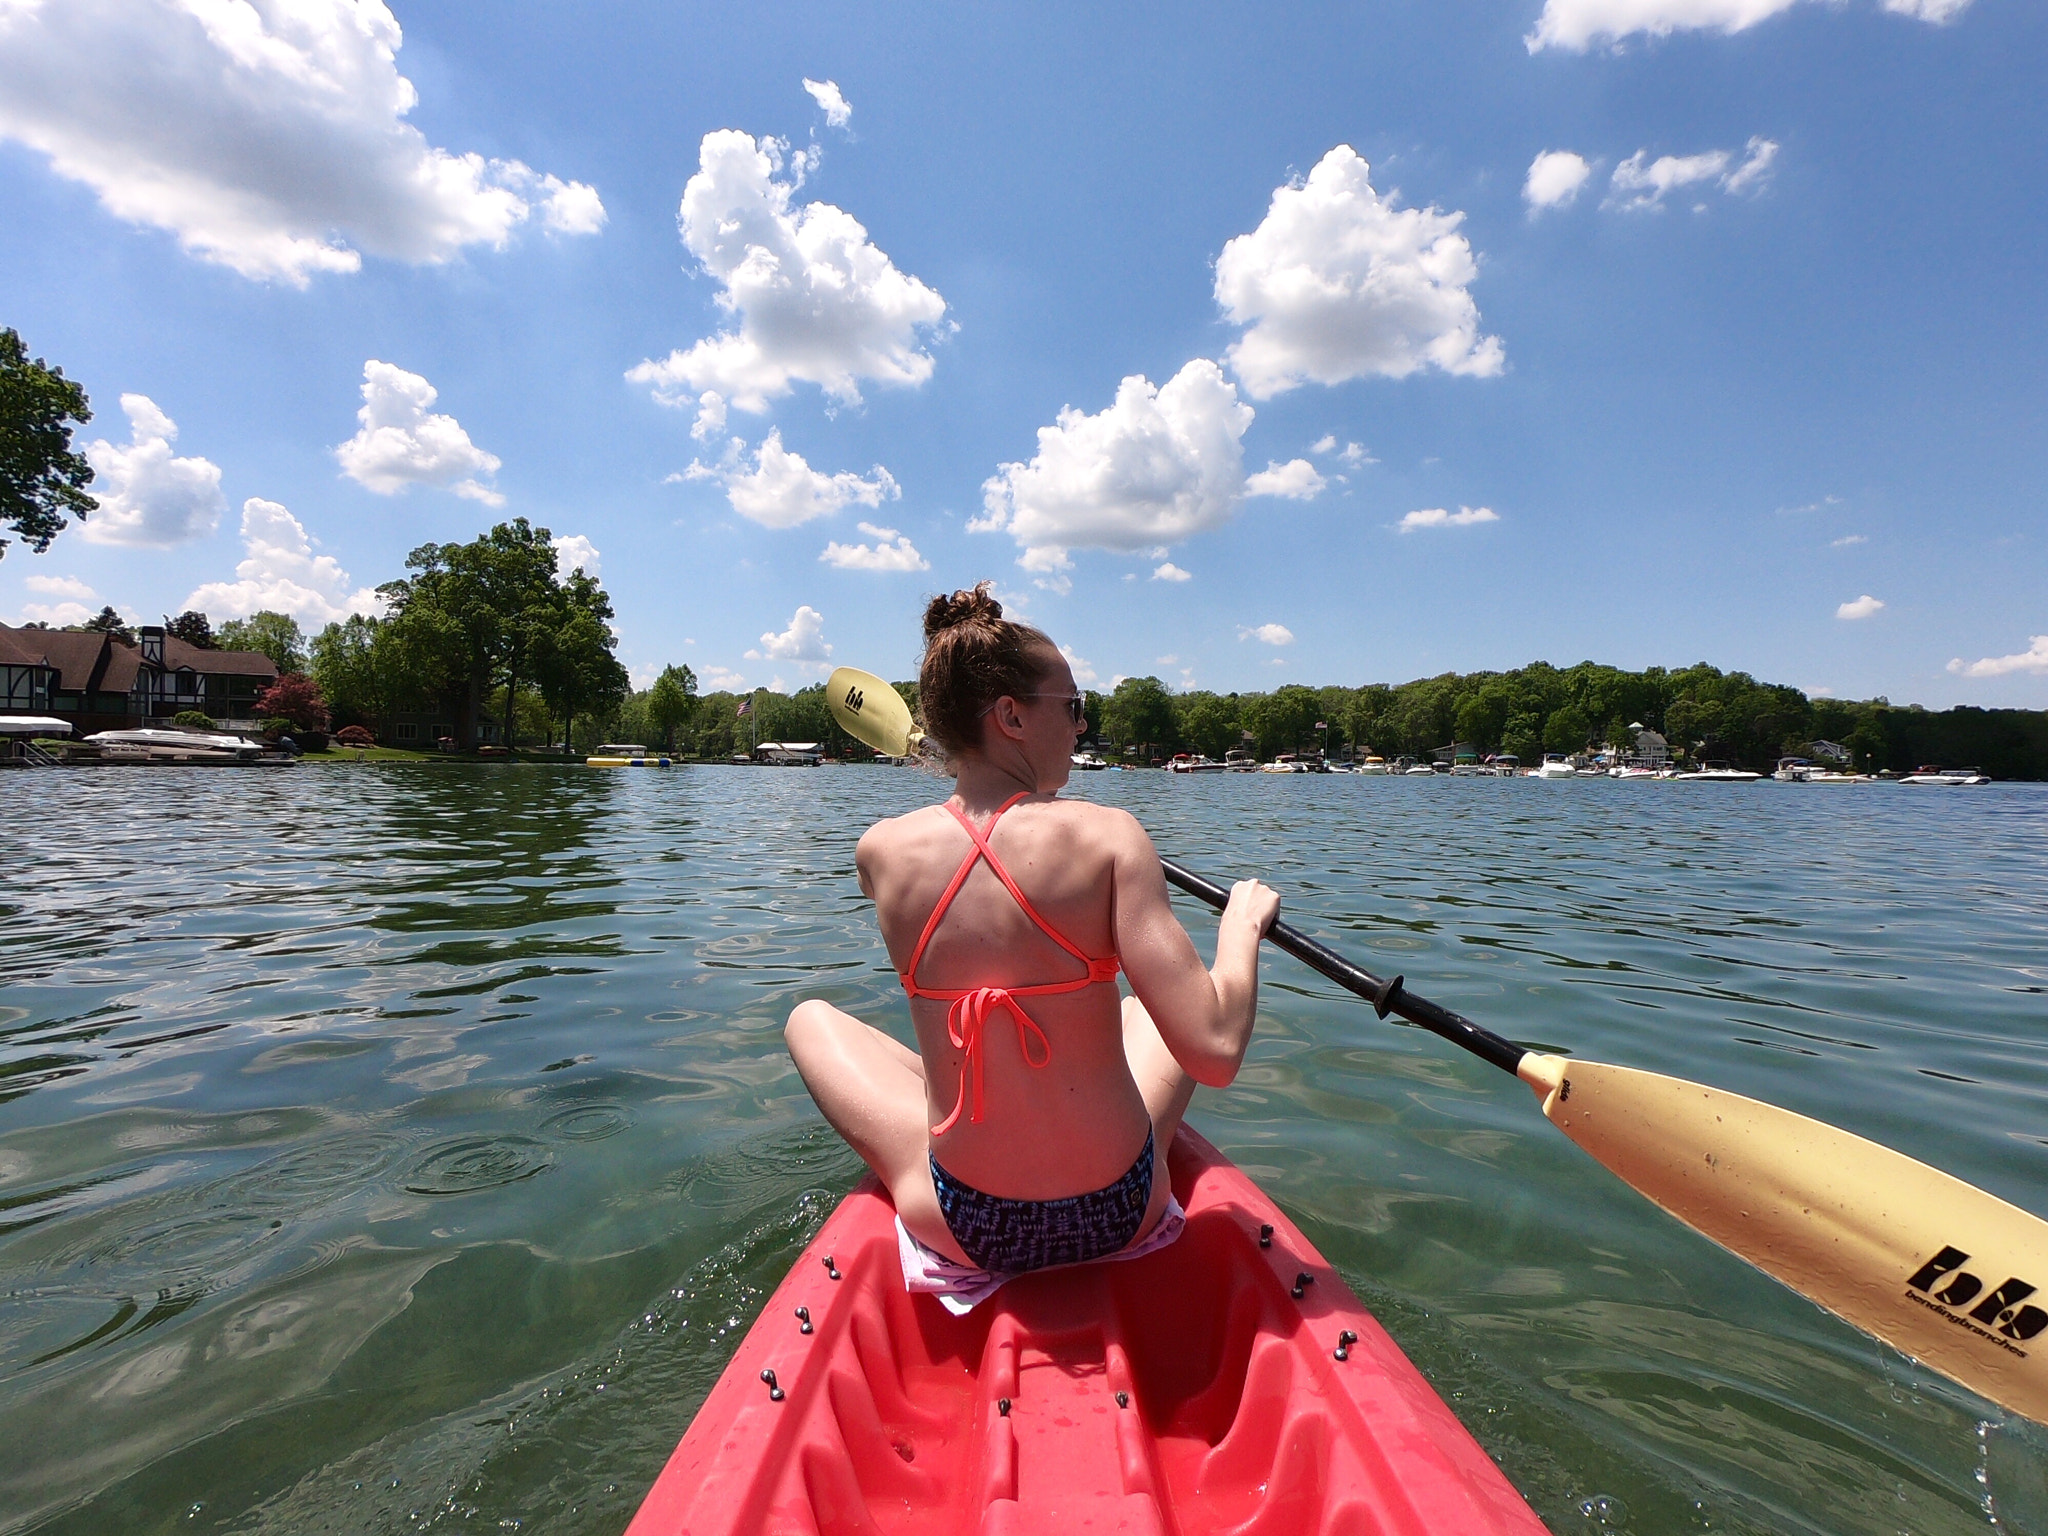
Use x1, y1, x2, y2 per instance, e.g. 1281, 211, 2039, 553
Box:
843, 685, 865, 713
1904, 1245, 2046, 1355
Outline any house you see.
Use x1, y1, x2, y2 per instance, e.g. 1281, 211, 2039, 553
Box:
1808, 739, 1851, 765
1631, 726, 1670, 766
0, 622, 278, 734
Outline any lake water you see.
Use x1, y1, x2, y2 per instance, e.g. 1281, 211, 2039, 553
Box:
2, 764, 2045, 1535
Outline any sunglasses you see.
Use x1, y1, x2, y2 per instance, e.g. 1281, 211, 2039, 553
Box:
1021, 692, 1088, 725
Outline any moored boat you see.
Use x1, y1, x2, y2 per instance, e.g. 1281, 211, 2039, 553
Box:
1069, 751, 1109, 771
83, 726, 267, 763
1899, 765, 1990, 785
1530, 753, 1576, 779
626, 1126, 1547, 1536
587, 742, 672, 766
1168, 753, 1227, 773
1355, 755, 1389, 775
1672, 762, 1763, 782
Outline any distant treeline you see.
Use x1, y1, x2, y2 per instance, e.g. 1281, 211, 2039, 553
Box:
640, 660, 2048, 779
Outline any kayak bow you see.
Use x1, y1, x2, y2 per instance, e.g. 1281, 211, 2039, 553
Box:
627, 1126, 1546, 1535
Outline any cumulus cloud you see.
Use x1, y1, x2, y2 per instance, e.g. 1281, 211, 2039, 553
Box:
627, 130, 946, 432
1525, 150, 1594, 211
551, 534, 600, 579
745, 604, 832, 665
685, 431, 898, 529
333, 362, 503, 503
819, 522, 928, 571
1835, 594, 1885, 620
1310, 434, 1337, 454
1244, 459, 1327, 500
1832, 534, 1867, 548
700, 665, 748, 691
1239, 623, 1295, 646
11, 573, 100, 627
1527, 0, 1970, 49
1060, 645, 1098, 687
0, 0, 602, 286
184, 498, 382, 626
975, 360, 1254, 574
1151, 562, 1192, 582
1399, 505, 1499, 532
1215, 146, 1503, 398
1607, 138, 1778, 210
79, 394, 227, 546
1949, 636, 2048, 678
803, 78, 852, 129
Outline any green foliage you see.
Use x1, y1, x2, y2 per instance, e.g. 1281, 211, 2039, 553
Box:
80, 605, 133, 643
217, 611, 306, 673
254, 673, 329, 732
309, 614, 415, 729
172, 710, 216, 729
261, 717, 295, 738
1102, 676, 1176, 755
166, 610, 215, 649
0, 327, 97, 558
535, 569, 629, 754
646, 664, 698, 752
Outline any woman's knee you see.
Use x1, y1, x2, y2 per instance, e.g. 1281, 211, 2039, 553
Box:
785, 998, 840, 1061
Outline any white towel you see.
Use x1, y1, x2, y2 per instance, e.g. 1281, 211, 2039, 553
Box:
895, 1197, 1188, 1316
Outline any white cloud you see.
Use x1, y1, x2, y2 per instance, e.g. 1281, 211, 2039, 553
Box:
10, 574, 99, 627
1060, 645, 1098, 687
819, 522, 928, 571
333, 361, 503, 503
1607, 139, 1778, 210
975, 360, 1254, 572
551, 534, 600, 579
1527, 0, 1970, 49
1525, 150, 1594, 211
0, 0, 602, 286
1339, 441, 1376, 466
1215, 146, 1503, 398
700, 665, 748, 691
1151, 562, 1192, 583
1832, 534, 1867, 547
184, 498, 382, 627
1244, 458, 1327, 501
627, 129, 946, 430
23, 574, 95, 600
1239, 623, 1295, 646
79, 394, 227, 547
685, 431, 898, 529
1835, 594, 1885, 620
745, 604, 832, 665
1399, 505, 1499, 532
803, 78, 852, 129
1309, 434, 1337, 454
14, 600, 96, 627
1949, 636, 2048, 678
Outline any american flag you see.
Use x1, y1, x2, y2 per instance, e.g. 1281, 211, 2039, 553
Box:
735, 698, 751, 718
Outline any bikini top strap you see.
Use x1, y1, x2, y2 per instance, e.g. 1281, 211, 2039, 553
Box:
942, 793, 1097, 970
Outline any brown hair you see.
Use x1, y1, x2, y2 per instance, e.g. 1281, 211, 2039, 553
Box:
918, 583, 1058, 756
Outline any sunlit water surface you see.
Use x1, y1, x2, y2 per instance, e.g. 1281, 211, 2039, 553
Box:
2, 765, 2046, 1535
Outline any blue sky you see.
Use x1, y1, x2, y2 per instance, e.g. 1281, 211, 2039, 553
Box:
2, 0, 2043, 706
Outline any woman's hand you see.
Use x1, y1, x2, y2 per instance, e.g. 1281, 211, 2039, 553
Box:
1222, 878, 1280, 939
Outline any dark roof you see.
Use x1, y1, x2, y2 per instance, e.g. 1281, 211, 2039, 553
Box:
0, 624, 277, 689
0, 627, 115, 690
162, 636, 276, 677
0, 628, 53, 669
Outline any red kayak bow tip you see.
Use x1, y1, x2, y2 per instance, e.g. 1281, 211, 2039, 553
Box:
626, 1127, 1546, 1535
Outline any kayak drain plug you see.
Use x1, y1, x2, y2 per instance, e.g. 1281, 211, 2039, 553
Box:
1115, 1392, 1129, 1409
760, 1369, 784, 1402
1334, 1330, 1358, 1362
1292, 1272, 1315, 1299
998, 1398, 1011, 1417
1258, 1224, 1273, 1248
795, 1306, 812, 1335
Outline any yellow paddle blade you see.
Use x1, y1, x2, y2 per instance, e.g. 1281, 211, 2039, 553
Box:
1518, 1053, 2048, 1424
827, 666, 923, 757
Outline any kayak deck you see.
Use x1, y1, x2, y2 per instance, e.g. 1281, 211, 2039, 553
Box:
627, 1127, 1546, 1534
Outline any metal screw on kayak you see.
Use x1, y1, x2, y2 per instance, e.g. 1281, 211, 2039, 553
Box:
822, 1255, 841, 1280
1292, 1271, 1314, 1299
1115, 1391, 1129, 1409
794, 1306, 812, 1335
1258, 1224, 1273, 1248
1334, 1329, 1358, 1362
760, 1368, 784, 1402
997, 1397, 1011, 1417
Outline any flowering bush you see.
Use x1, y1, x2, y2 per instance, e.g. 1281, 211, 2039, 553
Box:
334, 724, 375, 747
253, 673, 329, 732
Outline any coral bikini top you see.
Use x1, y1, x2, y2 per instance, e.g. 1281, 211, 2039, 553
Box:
900, 792, 1121, 1136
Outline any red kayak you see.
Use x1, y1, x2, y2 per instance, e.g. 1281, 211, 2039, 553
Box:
627, 1126, 1548, 1534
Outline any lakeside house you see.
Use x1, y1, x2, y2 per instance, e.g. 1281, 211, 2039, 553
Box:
0, 623, 278, 734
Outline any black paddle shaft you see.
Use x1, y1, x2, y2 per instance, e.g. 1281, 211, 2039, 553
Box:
1159, 859, 1528, 1078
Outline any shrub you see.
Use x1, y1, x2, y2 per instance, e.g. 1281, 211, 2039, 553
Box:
334, 724, 375, 747
261, 717, 295, 738
172, 710, 216, 730
253, 672, 330, 732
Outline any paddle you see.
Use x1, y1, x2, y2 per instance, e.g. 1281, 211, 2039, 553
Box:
824, 665, 2048, 1425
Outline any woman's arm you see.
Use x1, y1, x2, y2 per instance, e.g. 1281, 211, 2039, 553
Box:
1109, 813, 1279, 1086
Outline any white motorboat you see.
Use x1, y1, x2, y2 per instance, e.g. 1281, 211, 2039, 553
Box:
1356, 756, 1389, 775
1776, 756, 1871, 784
1609, 765, 1659, 779
1069, 752, 1109, 771
1899, 765, 1990, 785
1168, 753, 1227, 773
85, 727, 265, 763
1531, 754, 1577, 779
1673, 762, 1763, 782
1222, 749, 1259, 772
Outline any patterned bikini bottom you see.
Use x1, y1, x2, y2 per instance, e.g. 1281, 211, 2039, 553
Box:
928, 1127, 1154, 1274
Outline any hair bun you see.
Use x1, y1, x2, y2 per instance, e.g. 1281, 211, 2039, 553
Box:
922, 582, 1003, 641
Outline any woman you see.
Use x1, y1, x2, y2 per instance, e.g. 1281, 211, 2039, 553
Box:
787, 584, 1279, 1273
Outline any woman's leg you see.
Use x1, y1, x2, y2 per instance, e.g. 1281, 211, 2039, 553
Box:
1121, 993, 1199, 1239
784, 999, 972, 1264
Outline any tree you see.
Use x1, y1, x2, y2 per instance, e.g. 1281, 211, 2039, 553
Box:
1543, 703, 1592, 753
81, 605, 133, 643
0, 328, 96, 559
217, 611, 306, 673
646, 664, 699, 752
1102, 676, 1176, 757
165, 610, 215, 649
536, 570, 629, 755
254, 673, 330, 733
1173, 691, 1243, 759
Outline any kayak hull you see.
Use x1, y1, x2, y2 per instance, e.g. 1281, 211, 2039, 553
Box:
627, 1126, 1547, 1535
